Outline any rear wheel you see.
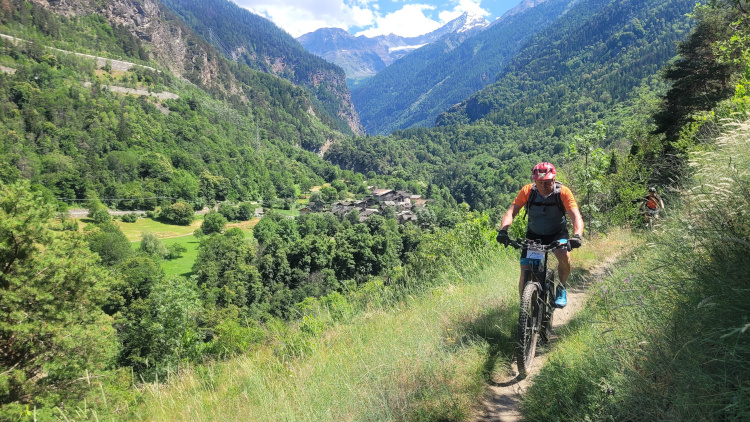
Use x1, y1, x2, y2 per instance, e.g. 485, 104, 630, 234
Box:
516, 282, 542, 377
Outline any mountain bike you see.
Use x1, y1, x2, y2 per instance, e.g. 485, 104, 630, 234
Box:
510, 238, 570, 377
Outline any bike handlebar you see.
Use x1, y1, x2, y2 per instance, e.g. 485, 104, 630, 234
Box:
508, 238, 571, 251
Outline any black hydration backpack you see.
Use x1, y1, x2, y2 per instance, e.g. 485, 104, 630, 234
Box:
525, 181, 566, 215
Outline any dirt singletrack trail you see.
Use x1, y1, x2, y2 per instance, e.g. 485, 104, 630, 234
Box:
472, 252, 626, 422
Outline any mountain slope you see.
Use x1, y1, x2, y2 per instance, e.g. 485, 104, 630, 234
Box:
1, 0, 346, 204
297, 12, 489, 84
437, 0, 694, 132
349, 0, 577, 135
326, 0, 697, 212
157, 0, 364, 135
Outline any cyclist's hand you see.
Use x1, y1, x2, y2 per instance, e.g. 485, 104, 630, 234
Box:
569, 234, 582, 249
496, 230, 511, 246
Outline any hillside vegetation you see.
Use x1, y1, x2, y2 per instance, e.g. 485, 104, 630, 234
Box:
157, 0, 364, 135
330, 0, 698, 231
350, 0, 577, 135
0, 0, 345, 206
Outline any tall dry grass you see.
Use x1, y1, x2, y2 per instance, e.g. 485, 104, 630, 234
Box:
523, 116, 750, 421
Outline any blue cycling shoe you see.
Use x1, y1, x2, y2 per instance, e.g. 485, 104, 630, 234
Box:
554, 288, 567, 308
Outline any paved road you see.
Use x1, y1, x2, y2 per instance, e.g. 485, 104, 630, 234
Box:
0, 33, 159, 73
0, 33, 178, 101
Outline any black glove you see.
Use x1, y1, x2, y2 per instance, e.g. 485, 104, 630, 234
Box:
496, 230, 511, 246
569, 234, 582, 249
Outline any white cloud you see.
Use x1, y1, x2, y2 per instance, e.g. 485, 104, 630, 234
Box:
233, 0, 375, 37
439, 0, 491, 22
356, 4, 441, 37
231, 0, 491, 38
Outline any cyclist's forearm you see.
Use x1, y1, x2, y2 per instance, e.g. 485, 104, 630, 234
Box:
499, 205, 521, 230
568, 207, 584, 236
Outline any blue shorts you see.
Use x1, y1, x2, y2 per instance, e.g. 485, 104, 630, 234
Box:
520, 229, 569, 265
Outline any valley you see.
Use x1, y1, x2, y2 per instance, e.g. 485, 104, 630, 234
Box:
1, 0, 749, 420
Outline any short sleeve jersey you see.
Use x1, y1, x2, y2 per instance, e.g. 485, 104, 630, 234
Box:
512, 184, 579, 211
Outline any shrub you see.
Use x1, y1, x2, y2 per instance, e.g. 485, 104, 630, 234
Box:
165, 243, 187, 260
201, 211, 227, 235
140, 232, 168, 258
121, 212, 138, 223
162, 201, 194, 225
91, 208, 111, 223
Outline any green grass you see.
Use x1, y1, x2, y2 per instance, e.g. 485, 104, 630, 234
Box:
132, 226, 631, 421
130, 222, 255, 278
114, 217, 202, 241
522, 119, 750, 421
135, 255, 519, 421
272, 208, 300, 217
132, 235, 202, 278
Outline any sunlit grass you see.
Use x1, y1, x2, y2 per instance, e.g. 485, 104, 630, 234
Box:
523, 118, 750, 421
132, 227, 634, 421
134, 252, 519, 421
80, 217, 202, 241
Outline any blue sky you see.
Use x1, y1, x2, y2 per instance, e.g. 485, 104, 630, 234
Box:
230, 0, 522, 38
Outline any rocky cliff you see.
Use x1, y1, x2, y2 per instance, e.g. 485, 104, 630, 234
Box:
29, 0, 364, 136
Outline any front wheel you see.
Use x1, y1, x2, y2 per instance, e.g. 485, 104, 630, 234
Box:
516, 282, 542, 377
541, 269, 556, 343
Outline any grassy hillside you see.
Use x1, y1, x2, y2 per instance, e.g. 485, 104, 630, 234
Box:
133, 227, 633, 421
520, 115, 750, 421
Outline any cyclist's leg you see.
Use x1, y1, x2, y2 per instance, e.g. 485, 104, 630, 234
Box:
554, 248, 571, 287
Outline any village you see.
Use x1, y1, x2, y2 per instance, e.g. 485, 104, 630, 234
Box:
296, 188, 428, 224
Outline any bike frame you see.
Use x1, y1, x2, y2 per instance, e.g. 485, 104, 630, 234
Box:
512, 238, 568, 376
521, 239, 566, 304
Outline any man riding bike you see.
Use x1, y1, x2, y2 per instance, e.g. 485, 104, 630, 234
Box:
639, 187, 664, 223
496, 162, 584, 308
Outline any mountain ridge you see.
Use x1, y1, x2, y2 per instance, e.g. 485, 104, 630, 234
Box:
349, 0, 578, 134
297, 12, 489, 82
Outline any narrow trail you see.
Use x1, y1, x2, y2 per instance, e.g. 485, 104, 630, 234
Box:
472, 253, 625, 421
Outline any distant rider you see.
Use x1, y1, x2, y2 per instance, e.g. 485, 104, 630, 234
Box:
639, 187, 664, 222
496, 162, 584, 308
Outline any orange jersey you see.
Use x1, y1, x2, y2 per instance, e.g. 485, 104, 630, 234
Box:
645, 196, 660, 209
512, 184, 578, 211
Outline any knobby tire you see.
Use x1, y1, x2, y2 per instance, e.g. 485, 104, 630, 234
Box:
540, 269, 556, 343
516, 282, 542, 377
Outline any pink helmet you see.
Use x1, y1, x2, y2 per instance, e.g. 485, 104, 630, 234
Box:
532, 162, 557, 180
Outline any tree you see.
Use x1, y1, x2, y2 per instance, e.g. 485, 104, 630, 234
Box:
320, 186, 338, 202
86, 221, 133, 266
201, 211, 227, 235
193, 230, 263, 308
139, 231, 168, 258
237, 202, 254, 221
652, 6, 742, 143
162, 201, 195, 225
0, 181, 117, 415
218, 203, 237, 221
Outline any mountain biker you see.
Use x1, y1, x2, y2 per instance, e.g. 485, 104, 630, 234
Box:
496, 162, 584, 308
639, 187, 664, 222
